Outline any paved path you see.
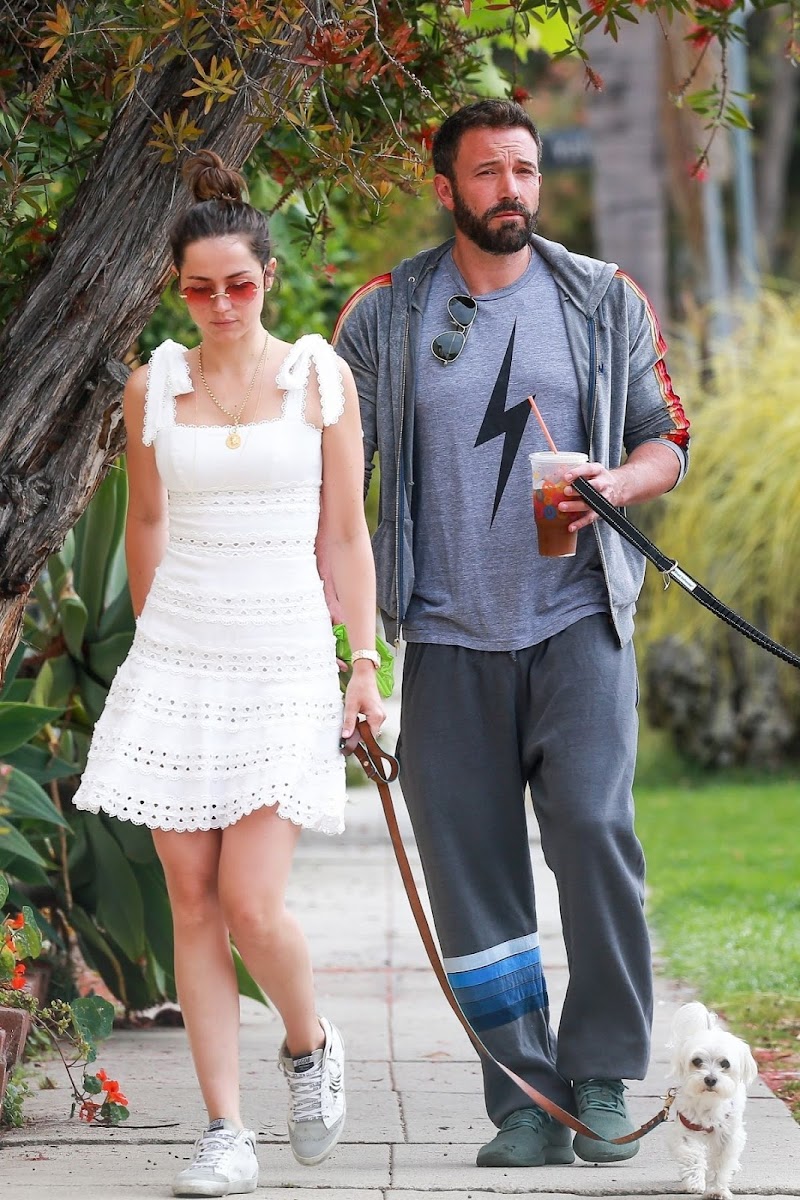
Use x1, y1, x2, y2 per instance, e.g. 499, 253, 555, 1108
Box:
3, 708, 799, 1197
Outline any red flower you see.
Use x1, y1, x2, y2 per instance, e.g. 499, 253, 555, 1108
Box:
584, 65, 604, 91
101, 1078, 120, 1093
4, 913, 25, 930
589, 0, 605, 13
687, 23, 715, 48
511, 85, 531, 104
95, 1069, 108, 1082
411, 124, 437, 152
11, 962, 27, 990
79, 1101, 100, 1123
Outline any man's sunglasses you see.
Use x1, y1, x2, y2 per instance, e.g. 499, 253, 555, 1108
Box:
178, 279, 261, 306
431, 294, 478, 365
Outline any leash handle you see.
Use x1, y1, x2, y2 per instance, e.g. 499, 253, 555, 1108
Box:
571, 476, 800, 672
350, 720, 670, 1144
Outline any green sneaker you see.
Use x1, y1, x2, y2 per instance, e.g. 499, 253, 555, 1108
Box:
476, 1106, 575, 1167
572, 1078, 639, 1163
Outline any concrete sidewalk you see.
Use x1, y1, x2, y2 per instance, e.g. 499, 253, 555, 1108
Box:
2, 744, 799, 1197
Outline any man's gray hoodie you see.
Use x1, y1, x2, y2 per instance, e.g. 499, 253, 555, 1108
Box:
333, 234, 690, 646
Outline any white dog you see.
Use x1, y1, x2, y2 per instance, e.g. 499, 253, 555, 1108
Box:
668, 1001, 758, 1200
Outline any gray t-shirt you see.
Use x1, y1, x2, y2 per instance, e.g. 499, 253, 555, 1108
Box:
404, 250, 608, 651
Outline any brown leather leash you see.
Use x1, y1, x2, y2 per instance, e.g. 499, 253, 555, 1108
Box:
350, 719, 676, 1145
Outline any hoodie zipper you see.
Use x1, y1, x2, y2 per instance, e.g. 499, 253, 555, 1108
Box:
394, 279, 414, 647
587, 315, 614, 625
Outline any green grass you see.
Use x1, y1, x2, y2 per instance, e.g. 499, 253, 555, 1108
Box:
634, 727, 800, 1117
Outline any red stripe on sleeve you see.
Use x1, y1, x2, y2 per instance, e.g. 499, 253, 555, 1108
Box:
616, 271, 690, 451
332, 273, 392, 344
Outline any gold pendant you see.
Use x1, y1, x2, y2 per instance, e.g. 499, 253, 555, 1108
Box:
226, 429, 241, 450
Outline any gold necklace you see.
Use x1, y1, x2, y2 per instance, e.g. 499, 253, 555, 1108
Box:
198, 331, 269, 449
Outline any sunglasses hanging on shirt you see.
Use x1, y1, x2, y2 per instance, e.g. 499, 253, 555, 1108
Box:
431, 294, 478, 365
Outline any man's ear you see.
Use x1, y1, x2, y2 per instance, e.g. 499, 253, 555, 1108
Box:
433, 173, 455, 212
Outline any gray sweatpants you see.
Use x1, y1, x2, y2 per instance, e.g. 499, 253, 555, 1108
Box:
398, 614, 653, 1127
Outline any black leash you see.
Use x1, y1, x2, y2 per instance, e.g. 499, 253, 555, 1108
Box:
571, 476, 800, 673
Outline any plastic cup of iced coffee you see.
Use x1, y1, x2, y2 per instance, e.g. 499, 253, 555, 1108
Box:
529, 451, 589, 557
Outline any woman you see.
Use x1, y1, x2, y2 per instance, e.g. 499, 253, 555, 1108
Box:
72, 150, 385, 1198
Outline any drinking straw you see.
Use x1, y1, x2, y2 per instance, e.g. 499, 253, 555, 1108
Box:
527, 395, 559, 454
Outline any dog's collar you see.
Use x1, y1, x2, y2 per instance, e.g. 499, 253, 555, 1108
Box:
678, 1110, 714, 1134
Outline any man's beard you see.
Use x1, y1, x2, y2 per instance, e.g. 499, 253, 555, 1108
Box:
450, 181, 538, 255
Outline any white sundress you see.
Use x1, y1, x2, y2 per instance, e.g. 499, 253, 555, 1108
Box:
72, 334, 348, 835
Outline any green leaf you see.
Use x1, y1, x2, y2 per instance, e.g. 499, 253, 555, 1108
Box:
85, 817, 145, 961
132, 861, 174, 994
3, 767, 70, 827
110, 819, 157, 865
231, 943, 269, 1006
3, 744, 79, 784
73, 470, 125, 636
2, 680, 34, 703
88, 631, 133, 685
13, 906, 43, 960
1, 944, 15, 979
59, 594, 88, 659
0, 821, 48, 868
69, 903, 128, 1007
71, 995, 115, 1047
97, 584, 134, 640
0, 874, 8, 906
28, 655, 77, 709
83, 1072, 103, 1094
0, 643, 27, 700
2, 860, 51, 890
0, 703, 63, 755
75, 668, 108, 724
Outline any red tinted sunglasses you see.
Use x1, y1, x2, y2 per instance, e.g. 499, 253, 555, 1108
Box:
178, 279, 261, 306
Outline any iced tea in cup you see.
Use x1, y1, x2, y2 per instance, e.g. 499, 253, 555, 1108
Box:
529, 451, 589, 557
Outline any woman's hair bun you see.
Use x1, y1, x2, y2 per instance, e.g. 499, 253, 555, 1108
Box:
182, 150, 246, 204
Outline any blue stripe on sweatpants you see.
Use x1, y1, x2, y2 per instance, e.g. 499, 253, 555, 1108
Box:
447, 946, 542, 990
450, 962, 548, 1004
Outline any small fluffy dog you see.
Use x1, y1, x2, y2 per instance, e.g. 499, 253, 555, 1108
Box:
668, 1001, 758, 1200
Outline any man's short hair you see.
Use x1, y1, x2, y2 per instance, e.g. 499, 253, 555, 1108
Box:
432, 100, 543, 180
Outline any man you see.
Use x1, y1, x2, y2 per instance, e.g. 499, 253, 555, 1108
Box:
333, 99, 689, 1168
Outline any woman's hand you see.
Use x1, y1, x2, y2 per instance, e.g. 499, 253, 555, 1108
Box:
341, 662, 386, 749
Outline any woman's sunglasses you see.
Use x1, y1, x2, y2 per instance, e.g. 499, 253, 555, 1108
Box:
431, 294, 478, 365
178, 279, 261, 306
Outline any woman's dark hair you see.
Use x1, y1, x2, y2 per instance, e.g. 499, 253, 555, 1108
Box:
170, 150, 272, 269
432, 100, 543, 181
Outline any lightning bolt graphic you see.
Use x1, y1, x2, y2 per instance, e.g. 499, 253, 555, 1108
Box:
474, 322, 531, 524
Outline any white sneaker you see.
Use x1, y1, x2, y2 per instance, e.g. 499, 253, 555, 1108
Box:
172, 1119, 258, 1197
278, 1016, 346, 1165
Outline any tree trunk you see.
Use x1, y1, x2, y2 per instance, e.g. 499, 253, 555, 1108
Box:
756, 22, 799, 270
584, 13, 668, 320
0, 18, 315, 680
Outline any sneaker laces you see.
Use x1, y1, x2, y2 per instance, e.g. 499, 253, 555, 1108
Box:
501, 1105, 550, 1134
575, 1078, 627, 1116
285, 1063, 325, 1122
192, 1128, 238, 1168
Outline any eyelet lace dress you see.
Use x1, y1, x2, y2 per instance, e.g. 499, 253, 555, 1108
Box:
71, 334, 348, 835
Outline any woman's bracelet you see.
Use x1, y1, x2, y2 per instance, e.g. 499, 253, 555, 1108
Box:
351, 649, 380, 669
